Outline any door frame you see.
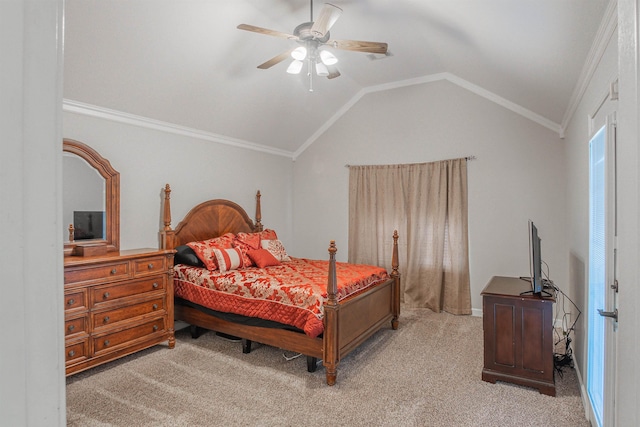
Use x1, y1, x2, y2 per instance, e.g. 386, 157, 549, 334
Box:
586, 87, 618, 427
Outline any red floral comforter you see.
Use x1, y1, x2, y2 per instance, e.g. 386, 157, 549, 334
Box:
173, 258, 390, 337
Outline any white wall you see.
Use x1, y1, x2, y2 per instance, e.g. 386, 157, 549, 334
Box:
614, 0, 640, 423
562, 17, 618, 393
0, 0, 66, 425
293, 79, 567, 312
63, 112, 295, 250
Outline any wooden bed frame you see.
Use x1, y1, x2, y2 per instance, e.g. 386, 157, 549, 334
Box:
159, 184, 400, 385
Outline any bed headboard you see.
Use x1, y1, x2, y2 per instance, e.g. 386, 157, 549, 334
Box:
160, 184, 263, 250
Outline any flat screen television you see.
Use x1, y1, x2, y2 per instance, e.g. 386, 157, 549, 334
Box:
528, 220, 543, 295
73, 210, 105, 240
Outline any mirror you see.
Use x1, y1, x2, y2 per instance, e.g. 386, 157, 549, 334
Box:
63, 139, 120, 255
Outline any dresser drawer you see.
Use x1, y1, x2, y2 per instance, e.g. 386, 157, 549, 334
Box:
64, 290, 87, 312
133, 256, 167, 277
93, 317, 166, 354
65, 261, 130, 285
65, 316, 87, 337
92, 297, 165, 330
92, 276, 166, 305
65, 339, 88, 364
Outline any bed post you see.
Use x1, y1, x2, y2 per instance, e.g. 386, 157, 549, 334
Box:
391, 230, 400, 330
323, 240, 339, 386
160, 184, 176, 250
255, 190, 263, 232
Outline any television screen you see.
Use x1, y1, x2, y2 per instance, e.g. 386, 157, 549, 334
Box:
528, 220, 543, 294
73, 210, 105, 240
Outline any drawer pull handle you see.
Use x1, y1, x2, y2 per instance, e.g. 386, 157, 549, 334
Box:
103, 292, 110, 299
152, 304, 158, 310
147, 263, 154, 269
153, 325, 159, 331
68, 325, 75, 332
103, 316, 110, 323
110, 268, 117, 274
68, 350, 75, 358
152, 282, 159, 289
67, 299, 75, 306
104, 340, 110, 347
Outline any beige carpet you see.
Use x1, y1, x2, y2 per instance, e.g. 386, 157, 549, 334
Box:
66, 307, 588, 426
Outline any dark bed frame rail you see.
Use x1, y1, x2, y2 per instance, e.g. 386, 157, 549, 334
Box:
160, 184, 400, 385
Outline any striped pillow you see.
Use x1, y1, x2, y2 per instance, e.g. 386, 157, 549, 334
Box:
186, 233, 236, 271
213, 247, 244, 273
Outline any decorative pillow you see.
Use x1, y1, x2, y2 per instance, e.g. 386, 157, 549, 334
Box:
174, 245, 205, 268
261, 239, 291, 262
186, 233, 236, 270
213, 247, 244, 273
247, 248, 281, 268
261, 228, 278, 240
233, 233, 260, 267
233, 229, 278, 267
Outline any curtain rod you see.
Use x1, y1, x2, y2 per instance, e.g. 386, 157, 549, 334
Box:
345, 155, 476, 168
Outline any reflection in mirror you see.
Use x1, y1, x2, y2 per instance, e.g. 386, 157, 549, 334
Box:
63, 139, 120, 255
63, 152, 106, 240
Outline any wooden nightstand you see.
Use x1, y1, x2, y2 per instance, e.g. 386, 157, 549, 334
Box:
481, 276, 556, 396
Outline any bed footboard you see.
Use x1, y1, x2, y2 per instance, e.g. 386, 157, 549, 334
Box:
322, 231, 400, 385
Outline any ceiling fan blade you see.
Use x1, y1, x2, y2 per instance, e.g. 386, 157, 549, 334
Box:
257, 48, 296, 69
311, 3, 342, 39
327, 39, 388, 54
326, 65, 341, 80
237, 24, 297, 40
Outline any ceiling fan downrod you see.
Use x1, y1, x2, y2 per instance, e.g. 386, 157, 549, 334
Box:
308, 57, 314, 92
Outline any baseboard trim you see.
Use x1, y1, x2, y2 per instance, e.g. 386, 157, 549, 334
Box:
572, 354, 593, 423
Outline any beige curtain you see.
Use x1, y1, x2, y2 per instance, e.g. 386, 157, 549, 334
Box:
348, 159, 471, 315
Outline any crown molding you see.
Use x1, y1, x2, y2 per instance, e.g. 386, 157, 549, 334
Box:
560, 0, 618, 137
63, 99, 295, 159
65, 68, 566, 162
293, 72, 562, 160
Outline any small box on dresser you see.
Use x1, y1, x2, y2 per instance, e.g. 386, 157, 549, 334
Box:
64, 248, 175, 376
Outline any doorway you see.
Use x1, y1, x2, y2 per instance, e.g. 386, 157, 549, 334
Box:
586, 94, 617, 427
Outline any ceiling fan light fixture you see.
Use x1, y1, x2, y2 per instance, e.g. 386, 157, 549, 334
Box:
237, 0, 388, 88
315, 62, 329, 77
291, 46, 307, 60
319, 49, 338, 65
286, 59, 304, 74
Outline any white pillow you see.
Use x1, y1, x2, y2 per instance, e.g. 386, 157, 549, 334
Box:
261, 239, 291, 262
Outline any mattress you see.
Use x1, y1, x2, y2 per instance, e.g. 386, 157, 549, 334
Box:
173, 257, 390, 337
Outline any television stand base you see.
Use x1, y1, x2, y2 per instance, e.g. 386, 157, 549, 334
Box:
482, 369, 556, 396
519, 289, 553, 298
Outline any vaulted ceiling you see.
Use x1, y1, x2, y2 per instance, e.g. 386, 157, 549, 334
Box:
63, 0, 611, 157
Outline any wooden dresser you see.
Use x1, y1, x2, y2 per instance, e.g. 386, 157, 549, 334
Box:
64, 248, 175, 376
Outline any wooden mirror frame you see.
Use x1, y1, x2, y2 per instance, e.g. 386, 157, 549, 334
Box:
63, 139, 120, 255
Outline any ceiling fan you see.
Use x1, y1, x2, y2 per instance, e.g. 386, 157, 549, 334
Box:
237, 1, 388, 89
